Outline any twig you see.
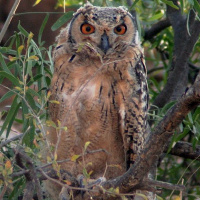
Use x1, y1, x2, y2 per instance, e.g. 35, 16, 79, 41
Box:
166, 141, 200, 161
147, 67, 164, 75
0, 134, 23, 149
0, 0, 22, 43
0, 183, 8, 200
15, 149, 43, 200
145, 179, 185, 191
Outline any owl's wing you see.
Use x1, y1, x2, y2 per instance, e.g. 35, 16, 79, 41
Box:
124, 56, 149, 169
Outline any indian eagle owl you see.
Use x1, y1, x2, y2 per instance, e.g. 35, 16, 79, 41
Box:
45, 2, 149, 200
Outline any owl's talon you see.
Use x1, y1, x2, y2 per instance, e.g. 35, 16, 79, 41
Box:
77, 175, 106, 188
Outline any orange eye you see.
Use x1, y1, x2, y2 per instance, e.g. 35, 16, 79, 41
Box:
114, 24, 127, 35
81, 23, 95, 34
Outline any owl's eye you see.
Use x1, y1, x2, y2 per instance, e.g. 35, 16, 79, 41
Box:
81, 23, 95, 34
114, 24, 127, 35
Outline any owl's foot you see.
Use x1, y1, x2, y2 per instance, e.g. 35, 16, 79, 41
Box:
77, 174, 106, 198
59, 175, 106, 200
78, 174, 106, 189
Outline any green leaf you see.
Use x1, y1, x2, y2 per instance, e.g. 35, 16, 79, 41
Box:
161, 0, 179, 9
51, 11, 74, 31
0, 71, 20, 86
18, 21, 29, 37
188, 112, 193, 124
0, 91, 15, 103
82, 168, 90, 179
8, 179, 25, 200
38, 14, 49, 46
6, 103, 21, 137
147, 13, 164, 21
22, 119, 35, 147
129, 0, 140, 11
194, 0, 200, 16
27, 74, 43, 86
0, 96, 20, 136
0, 53, 12, 74
46, 120, 57, 128
156, 195, 164, 200
27, 88, 40, 97
175, 128, 190, 142
26, 92, 38, 111
188, 0, 194, 5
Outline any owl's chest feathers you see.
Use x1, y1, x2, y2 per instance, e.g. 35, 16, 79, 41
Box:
55, 58, 137, 102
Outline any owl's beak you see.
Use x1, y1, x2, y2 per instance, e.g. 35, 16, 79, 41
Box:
99, 32, 110, 54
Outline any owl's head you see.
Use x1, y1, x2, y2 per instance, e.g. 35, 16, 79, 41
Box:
60, 3, 140, 57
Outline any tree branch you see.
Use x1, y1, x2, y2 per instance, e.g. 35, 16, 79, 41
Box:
153, 1, 200, 108
144, 18, 171, 41
165, 141, 200, 161
0, 0, 21, 44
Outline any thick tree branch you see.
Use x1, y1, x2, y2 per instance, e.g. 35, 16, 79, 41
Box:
165, 141, 200, 161
144, 18, 171, 41
15, 149, 43, 200
153, 1, 200, 108
145, 179, 185, 191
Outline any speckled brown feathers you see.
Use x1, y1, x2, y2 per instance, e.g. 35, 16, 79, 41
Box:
45, 3, 148, 200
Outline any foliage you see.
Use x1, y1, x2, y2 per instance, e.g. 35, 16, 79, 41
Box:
0, 0, 200, 199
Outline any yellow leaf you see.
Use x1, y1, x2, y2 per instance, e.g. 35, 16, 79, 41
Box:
27, 32, 34, 46
88, 170, 93, 176
115, 187, 119, 194
18, 45, 24, 55
8, 55, 17, 61
54, 153, 57, 161
171, 196, 181, 200
19, 80, 24, 85
15, 86, 22, 91
71, 155, 80, 162
47, 156, 51, 163
49, 100, 60, 104
27, 55, 39, 61
86, 162, 93, 167
46, 120, 57, 128
47, 91, 51, 99
57, 120, 61, 127
63, 126, 68, 131
33, 0, 42, 6
84, 141, 91, 151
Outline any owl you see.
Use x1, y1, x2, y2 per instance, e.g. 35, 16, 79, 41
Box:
45, 2, 148, 200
